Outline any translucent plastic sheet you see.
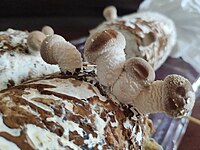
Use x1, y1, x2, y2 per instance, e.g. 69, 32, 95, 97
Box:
72, 37, 200, 150
139, 0, 200, 74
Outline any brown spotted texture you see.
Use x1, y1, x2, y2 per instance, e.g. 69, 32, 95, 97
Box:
0, 68, 151, 150
87, 29, 118, 53
0, 30, 28, 54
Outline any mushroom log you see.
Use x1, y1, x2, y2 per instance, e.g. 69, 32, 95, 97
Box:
91, 6, 177, 70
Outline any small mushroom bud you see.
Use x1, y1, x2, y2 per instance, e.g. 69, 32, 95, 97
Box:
84, 29, 126, 86
40, 34, 82, 73
42, 26, 54, 36
103, 6, 117, 21
40, 34, 66, 64
112, 57, 155, 104
133, 74, 195, 117
27, 31, 46, 53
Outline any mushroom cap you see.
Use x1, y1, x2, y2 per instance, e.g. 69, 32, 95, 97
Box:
112, 57, 155, 104
163, 74, 195, 117
124, 57, 155, 86
27, 31, 46, 53
103, 6, 117, 21
51, 41, 83, 73
42, 26, 54, 36
40, 34, 66, 64
84, 29, 126, 64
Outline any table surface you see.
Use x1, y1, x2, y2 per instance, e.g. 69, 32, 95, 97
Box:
0, 0, 200, 149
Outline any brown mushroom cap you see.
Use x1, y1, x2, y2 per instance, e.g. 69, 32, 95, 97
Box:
42, 26, 54, 36
163, 74, 195, 117
27, 31, 46, 52
103, 6, 117, 20
40, 34, 66, 64
84, 29, 126, 64
124, 57, 155, 86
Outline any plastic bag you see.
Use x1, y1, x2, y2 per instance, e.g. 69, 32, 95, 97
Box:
138, 0, 200, 73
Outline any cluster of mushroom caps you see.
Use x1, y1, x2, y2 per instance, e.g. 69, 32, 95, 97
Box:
27, 26, 82, 73
27, 26, 195, 118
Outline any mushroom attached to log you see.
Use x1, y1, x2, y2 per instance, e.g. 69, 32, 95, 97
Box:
133, 74, 195, 117
40, 34, 66, 64
40, 34, 83, 73
112, 57, 155, 104
84, 29, 126, 86
84, 29, 195, 117
27, 31, 46, 53
42, 26, 54, 36
27, 26, 54, 53
91, 6, 177, 71
103, 6, 118, 21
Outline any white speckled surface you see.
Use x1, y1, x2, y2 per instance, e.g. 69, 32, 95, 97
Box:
0, 67, 150, 149
0, 29, 59, 90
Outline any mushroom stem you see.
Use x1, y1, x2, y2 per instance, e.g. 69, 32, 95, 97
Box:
96, 52, 125, 86
184, 116, 200, 125
133, 80, 165, 114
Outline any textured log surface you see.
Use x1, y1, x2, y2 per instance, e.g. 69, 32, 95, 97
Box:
0, 68, 151, 150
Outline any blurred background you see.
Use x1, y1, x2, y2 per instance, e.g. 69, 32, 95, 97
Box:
0, 0, 200, 149
0, 0, 143, 40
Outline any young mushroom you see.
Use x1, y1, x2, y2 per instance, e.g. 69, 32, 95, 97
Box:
84, 29, 126, 86
133, 74, 195, 117
84, 29, 195, 118
27, 31, 46, 53
42, 25, 54, 36
40, 34, 82, 73
112, 57, 155, 104
27, 25, 54, 54
40, 34, 66, 64
103, 6, 117, 21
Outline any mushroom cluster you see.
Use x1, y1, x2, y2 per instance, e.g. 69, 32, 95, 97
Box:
27, 26, 54, 53
27, 26, 82, 73
84, 29, 195, 117
27, 26, 195, 118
